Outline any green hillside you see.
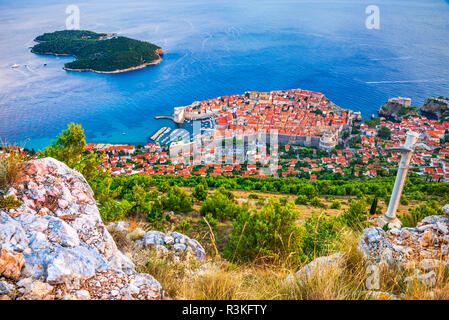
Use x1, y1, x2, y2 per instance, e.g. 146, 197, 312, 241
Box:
32, 30, 162, 72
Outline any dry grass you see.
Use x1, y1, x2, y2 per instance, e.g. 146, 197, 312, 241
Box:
127, 228, 449, 300
0, 140, 27, 189
109, 229, 134, 252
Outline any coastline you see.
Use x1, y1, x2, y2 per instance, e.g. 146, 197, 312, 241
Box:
62, 57, 163, 74
31, 48, 163, 74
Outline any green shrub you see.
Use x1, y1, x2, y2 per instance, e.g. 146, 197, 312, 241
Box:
146, 199, 164, 222
400, 194, 409, 205
330, 200, 342, 210
158, 181, 170, 193
297, 185, 318, 198
399, 201, 443, 228
99, 199, 133, 221
43, 123, 86, 168
224, 198, 304, 263
161, 186, 192, 213
340, 199, 368, 231
200, 190, 242, 221
295, 195, 308, 205
178, 219, 191, 233
310, 196, 326, 209
0, 195, 22, 210
192, 184, 208, 201
300, 213, 341, 260
201, 213, 219, 231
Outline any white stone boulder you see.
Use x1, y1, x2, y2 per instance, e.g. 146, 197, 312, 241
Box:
0, 157, 162, 300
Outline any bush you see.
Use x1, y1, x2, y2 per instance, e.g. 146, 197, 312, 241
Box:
158, 181, 170, 193
295, 195, 308, 205
298, 185, 318, 198
201, 213, 219, 232
0, 195, 22, 210
310, 197, 326, 209
330, 200, 342, 210
0, 143, 27, 189
300, 213, 342, 260
399, 201, 443, 228
224, 198, 304, 263
43, 123, 86, 168
200, 190, 242, 221
161, 186, 192, 213
192, 184, 208, 201
99, 199, 133, 221
340, 199, 368, 231
377, 126, 392, 140
178, 219, 191, 233
146, 199, 163, 222
400, 194, 409, 205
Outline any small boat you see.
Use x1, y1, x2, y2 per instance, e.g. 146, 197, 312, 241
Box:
11, 64, 20, 68
122, 132, 126, 135
43, 63, 47, 66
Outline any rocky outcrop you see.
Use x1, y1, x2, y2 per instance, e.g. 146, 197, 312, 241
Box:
421, 98, 449, 121
359, 208, 449, 287
378, 101, 418, 122
106, 221, 207, 261
0, 249, 24, 280
137, 230, 207, 261
0, 157, 162, 300
294, 253, 344, 282
155, 48, 164, 56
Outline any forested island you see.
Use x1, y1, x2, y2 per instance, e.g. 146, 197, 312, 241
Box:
31, 30, 163, 73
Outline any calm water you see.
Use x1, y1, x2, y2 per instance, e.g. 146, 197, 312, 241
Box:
0, 0, 448, 150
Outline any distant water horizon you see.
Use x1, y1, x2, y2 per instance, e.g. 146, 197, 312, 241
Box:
0, 0, 448, 150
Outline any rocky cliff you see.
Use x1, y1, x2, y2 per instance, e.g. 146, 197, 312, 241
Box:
421, 98, 449, 121
0, 158, 162, 300
378, 101, 419, 122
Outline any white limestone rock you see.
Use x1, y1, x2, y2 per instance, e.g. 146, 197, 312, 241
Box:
0, 158, 162, 299
293, 253, 344, 282
140, 230, 206, 261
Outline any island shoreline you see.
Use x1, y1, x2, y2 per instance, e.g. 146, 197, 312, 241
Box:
31, 49, 163, 74
63, 57, 163, 74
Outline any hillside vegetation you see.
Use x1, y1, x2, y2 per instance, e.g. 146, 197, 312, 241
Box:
32, 30, 162, 72
3, 123, 449, 300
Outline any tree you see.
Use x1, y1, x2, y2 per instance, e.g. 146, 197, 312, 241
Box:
224, 198, 304, 263
43, 123, 86, 168
295, 195, 308, 205
377, 126, 392, 140
330, 200, 342, 209
340, 199, 368, 231
161, 186, 192, 213
192, 184, 208, 201
369, 197, 378, 215
200, 190, 241, 221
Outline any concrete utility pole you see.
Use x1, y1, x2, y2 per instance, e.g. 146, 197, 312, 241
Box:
379, 131, 420, 228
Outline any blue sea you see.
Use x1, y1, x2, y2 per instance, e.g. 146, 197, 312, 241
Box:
0, 0, 448, 150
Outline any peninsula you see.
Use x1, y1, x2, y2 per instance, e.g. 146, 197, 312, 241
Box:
31, 30, 163, 73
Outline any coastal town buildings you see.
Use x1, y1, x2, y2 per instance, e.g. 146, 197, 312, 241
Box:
173, 88, 357, 151
83, 91, 449, 183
